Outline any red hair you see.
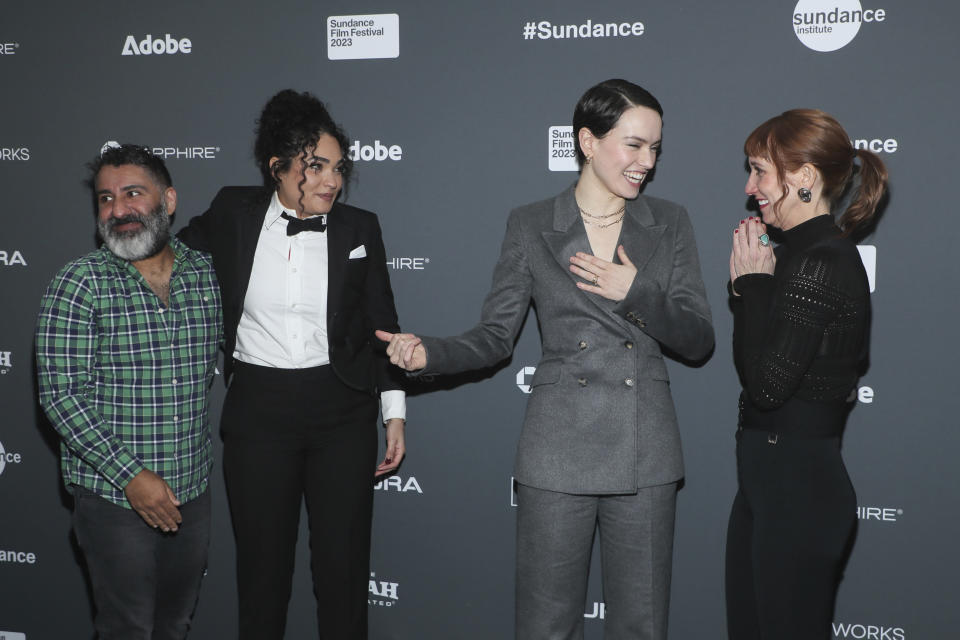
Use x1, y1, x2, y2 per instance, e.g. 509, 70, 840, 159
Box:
744, 109, 888, 235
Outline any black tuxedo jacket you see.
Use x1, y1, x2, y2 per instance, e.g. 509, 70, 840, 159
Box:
178, 186, 403, 394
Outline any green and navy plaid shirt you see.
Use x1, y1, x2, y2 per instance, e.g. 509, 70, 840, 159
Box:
36, 237, 222, 508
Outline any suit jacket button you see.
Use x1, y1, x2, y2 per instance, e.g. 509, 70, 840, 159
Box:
578, 377, 588, 387
578, 340, 588, 350
624, 341, 634, 349
637, 319, 646, 328
626, 311, 637, 320
624, 378, 635, 387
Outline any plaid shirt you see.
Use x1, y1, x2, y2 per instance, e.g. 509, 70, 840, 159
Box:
36, 237, 222, 508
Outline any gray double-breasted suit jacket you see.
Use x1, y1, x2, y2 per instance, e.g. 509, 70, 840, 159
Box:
421, 185, 714, 494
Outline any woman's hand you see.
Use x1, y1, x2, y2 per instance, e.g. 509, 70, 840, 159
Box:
375, 330, 426, 371
376, 418, 406, 477
569, 245, 637, 301
730, 217, 775, 292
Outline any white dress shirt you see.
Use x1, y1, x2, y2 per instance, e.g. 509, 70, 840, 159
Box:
234, 192, 405, 422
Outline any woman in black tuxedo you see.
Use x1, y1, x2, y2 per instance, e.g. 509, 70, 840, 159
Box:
179, 90, 406, 639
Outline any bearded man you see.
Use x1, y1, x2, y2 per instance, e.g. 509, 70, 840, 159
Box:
36, 143, 222, 640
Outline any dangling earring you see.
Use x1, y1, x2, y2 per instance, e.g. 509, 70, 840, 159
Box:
585, 156, 593, 164
798, 187, 812, 203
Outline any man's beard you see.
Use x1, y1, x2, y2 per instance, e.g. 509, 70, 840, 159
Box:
98, 200, 171, 261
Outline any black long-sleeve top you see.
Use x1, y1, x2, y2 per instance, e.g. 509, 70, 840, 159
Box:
731, 214, 871, 437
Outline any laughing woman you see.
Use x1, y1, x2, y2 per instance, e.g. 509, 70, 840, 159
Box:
378, 79, 713, 640
726, 109, 888, 639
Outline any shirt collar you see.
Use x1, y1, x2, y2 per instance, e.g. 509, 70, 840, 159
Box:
265, 191, 326, 230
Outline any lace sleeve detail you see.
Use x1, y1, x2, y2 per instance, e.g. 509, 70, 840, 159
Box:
734, 248, 846, 409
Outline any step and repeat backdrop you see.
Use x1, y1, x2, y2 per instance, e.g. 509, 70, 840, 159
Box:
1, 1, 957, 638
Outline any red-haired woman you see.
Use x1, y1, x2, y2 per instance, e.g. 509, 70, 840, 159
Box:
726, 109, 888, 639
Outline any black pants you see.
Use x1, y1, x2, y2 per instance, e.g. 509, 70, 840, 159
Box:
72, 486, 210, 640
222, 362, 379, 640
725, 429, 856, 640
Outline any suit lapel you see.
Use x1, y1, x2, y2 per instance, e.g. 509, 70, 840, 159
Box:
236, 190, 271, 309
619, 196, 666, 274
540, 186, 591, 286
541, 186, 629, 320
540, 186, 666, 279
540, 186, 667, 325
325, 202, 354, 320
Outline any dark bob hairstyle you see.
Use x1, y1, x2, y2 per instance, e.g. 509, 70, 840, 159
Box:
572, 79, 663, 167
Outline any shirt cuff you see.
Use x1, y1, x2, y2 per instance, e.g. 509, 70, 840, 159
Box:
380, 390, 406, 423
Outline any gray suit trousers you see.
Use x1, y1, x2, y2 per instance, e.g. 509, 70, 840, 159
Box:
515, 483, 677, 640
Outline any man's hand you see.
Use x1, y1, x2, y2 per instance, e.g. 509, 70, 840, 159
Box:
124, 468, 182, 532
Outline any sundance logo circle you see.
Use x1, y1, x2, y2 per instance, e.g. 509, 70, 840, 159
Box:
0, 439, 23, 475
792, 0, 886, 52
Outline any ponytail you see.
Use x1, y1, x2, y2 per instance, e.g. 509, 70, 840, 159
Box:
745, 110, 891, 237
839, 148, 888, 236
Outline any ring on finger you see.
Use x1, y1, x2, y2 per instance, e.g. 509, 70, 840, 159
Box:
592, 274, 599, 286
759, 233, 770, 247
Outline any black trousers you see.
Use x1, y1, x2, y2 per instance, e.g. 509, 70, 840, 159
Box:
222, 362, 379, 640
72, 486, 210, 640
725, 429, 856, 640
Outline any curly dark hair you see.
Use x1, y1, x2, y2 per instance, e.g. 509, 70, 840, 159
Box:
87, 143, 172, 189
254, 90, 353, 202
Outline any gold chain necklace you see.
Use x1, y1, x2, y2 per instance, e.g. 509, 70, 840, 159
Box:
581, 211, 625, 228
579, 205, 625, 220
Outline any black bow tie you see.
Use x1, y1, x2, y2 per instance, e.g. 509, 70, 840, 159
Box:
281, 212, 327, 235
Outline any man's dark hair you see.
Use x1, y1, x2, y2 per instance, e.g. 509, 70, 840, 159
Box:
87, 144, 173, 189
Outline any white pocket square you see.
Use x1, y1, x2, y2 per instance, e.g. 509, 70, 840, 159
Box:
348, 245, 367, 259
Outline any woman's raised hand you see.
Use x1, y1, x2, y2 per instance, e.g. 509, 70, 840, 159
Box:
730, 217, 775, 288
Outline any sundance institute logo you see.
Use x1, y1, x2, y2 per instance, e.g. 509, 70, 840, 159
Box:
793, 0, 886, 52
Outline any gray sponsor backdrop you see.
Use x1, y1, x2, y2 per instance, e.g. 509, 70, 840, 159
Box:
1, 1, 957, 638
